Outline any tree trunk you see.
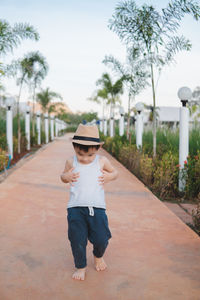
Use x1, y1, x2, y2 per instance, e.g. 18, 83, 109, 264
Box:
126, 92, 131, 140
102, 98, 105, 132
150, 63, 156, 158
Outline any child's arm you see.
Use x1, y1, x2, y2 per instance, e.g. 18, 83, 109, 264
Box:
60, 159, 79, 185
99, 156, 118, 185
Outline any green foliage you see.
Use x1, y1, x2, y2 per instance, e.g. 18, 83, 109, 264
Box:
152, 151, 179, 198
183, 151, 200, 199
0, 19, 39, 56
189, 127, 200, 156
37, 87, 62, 113
0, 117, 6, 136
102, 127, 200, 202
109, 0, 200, 67
58, 112, 98, 125
0, 134, 7, 151
0, 150, 9, 172
65, 126, 77, 133
191, 200, 200, 235
96, 73, 124, 106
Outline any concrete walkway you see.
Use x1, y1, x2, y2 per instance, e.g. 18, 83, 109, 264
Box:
0, 133, 200, 300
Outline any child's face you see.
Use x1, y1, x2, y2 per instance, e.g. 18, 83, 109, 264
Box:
74, 147, 99, 165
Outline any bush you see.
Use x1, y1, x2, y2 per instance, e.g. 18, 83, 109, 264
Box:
0, 134, 8, 151
152, 151, 179, 198
191, 199, 200, 236
183, 151, 200, 200
0, 150, 9, 172
101, 129, 200, 202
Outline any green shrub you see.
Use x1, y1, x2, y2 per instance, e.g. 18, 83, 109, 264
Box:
0, 134, 7, 151
152, 151, 179, 198
191, 199, 200, 236
183, 151, 200, 200
0, 150, 9, 172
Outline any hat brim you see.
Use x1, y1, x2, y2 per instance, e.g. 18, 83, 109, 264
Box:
71, 138, 104, 146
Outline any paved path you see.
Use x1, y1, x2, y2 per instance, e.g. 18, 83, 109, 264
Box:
0, 134, 200, 300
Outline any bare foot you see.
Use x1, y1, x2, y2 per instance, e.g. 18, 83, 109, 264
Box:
72, 268, 86, 280
94, 256, 107, 272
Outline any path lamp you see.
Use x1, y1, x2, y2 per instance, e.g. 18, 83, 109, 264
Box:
130, 111, 136, 130
58, 119, 61, 136
178, 86, 192, 192
119, 106, 125, 136
50, 115, 54, 141
25, 105, 31, 151
36, 111, 41, 145
104, 119, 107, 136
135, 102, 144, 149
99, 119, 103, 132
44, 112, 49, 144
55, 118, 58, 137
6, 98, 13, 159
110, 111, 114, 137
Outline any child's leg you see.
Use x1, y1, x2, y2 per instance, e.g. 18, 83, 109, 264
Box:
93, 240, 109, 258
67, 207, 88, 280
88, 208, 112, 271
93, 241, 109, 271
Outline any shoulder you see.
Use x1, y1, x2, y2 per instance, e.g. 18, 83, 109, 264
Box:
98, 155, 112, 169
99, 155, 108, 163
63, 157, 74, 172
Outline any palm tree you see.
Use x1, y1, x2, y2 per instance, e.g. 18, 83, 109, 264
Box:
109, 0, 200, 157
103, 48, 150, 139
10, 51, 47, 153
0, 19, 39, 82
15, 54, 38, 154
96, 73, 124, 120
0, 84, 6, 107
29, 52, 49, 136
88, 87, 108, 130
36, 87, 62, 113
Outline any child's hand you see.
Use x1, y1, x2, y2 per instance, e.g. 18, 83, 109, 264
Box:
98, 170, 111, 185
63, 168, 80, 186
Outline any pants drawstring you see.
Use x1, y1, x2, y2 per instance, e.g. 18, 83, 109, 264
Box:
88, 207, 94, 216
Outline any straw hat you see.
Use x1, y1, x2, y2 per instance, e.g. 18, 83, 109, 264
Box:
72, 124, 104, 145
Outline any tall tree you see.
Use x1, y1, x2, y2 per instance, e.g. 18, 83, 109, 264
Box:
29, 52, 49, 137
109, 0, 200, 157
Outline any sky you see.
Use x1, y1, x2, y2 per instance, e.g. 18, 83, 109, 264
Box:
1, 0, 200, 117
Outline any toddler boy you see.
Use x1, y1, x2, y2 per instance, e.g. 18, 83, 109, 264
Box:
60, 123, 118, 280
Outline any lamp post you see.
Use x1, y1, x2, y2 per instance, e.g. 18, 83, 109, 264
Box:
55, 118, 58, 137
99, 119, 103, 132
110, 111, 114, 137
178, 86, 192, 192
36, 111, 41, 145
135, 102, 144, 149
25, 105, 30, 150
6, 98, 13, 159
44, 112, 49, 144
119, 106, 124, 136
104, 119, 107, 136
50, 115, 54, 141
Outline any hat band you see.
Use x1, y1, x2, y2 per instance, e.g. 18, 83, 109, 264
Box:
72, 135, 100, 143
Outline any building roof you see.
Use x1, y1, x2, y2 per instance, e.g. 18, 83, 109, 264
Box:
157, 106, 180, 122
142, 106, 200, 123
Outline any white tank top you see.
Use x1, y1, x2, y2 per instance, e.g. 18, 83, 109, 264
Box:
67, 154, 106, 209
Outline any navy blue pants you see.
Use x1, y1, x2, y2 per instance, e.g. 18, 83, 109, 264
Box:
67, 207, 112, 268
